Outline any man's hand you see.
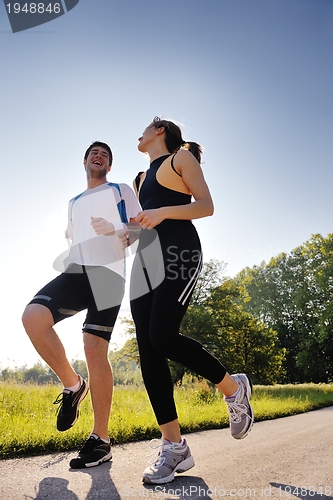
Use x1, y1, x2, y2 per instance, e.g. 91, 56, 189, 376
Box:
91, 217, 115, 236
118, 229, 130, 249
118, 221, 141, 249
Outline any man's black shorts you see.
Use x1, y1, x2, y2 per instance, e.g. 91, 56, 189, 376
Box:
28, 265, 125, 341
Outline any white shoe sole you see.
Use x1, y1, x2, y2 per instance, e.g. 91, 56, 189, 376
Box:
84, 450, 113, 468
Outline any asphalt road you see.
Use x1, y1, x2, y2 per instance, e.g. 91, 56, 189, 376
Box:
0, 407, 332, 500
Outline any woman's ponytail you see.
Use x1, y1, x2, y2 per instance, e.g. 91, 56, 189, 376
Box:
151, 116, 203, 163
182, 141, 203, 163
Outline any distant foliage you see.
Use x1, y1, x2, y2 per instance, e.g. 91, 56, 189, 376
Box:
235, 233, 333, 383
109, 340, 143, 385
0, 353, 141, 387
0, 359, 87, 385
0, 361, 58, 385
179, 261, 285, 385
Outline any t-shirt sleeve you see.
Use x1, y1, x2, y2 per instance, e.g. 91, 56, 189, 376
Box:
65, 200, 74, 243
120, 183, 141, 220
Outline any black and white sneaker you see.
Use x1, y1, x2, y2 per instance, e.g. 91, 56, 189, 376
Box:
70, 434, 112, 469
53, 375, 89, 431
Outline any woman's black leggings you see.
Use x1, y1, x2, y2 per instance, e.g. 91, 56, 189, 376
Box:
130, 221, 227, 425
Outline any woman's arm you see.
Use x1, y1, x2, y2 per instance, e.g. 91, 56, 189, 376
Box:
135, 150, 214, 230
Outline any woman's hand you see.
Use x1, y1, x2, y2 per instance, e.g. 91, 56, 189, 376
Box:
135, 209, 164, 230
91, 217, 115, 236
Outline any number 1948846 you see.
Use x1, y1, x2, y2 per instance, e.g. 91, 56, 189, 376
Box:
6, 3, 61, 14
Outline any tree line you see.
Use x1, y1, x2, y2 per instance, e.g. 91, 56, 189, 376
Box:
2, 233, 332, 385
235, 233, 333, 383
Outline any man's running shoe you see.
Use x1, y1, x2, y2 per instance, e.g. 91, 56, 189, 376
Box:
142, 438, 195, 484
224, 373, 254, 439
70, 434, 112, 469
53, 375, 89, 431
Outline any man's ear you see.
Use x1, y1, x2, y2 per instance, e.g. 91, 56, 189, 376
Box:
83, 159, 87, 170
156, 127, 165, 135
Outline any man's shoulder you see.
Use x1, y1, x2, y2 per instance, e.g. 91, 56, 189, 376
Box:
108, 181, 131, 189
107, 182, 134, 196
69, 191, 84, 204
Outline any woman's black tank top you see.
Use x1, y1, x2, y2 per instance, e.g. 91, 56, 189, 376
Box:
136, 155, 191, 211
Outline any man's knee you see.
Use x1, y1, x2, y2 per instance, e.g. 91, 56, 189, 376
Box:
22, 304, 53, 333
83, 332, 109, 363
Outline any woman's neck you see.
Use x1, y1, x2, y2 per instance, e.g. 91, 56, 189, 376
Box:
147, 145, 170, 163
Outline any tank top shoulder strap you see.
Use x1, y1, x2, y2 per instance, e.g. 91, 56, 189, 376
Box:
171, 153, 182, 177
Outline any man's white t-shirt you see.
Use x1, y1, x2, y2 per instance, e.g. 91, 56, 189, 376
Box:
64, 182, 140, 279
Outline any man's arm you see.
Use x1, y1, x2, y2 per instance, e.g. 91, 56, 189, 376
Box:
90, 184, 141, 246
65, 200, 74, 247
119, 184, 142, 246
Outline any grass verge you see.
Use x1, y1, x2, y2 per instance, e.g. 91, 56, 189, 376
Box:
0, 381, 332, 459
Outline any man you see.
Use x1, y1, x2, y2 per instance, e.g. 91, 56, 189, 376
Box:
22, 141, 140, 468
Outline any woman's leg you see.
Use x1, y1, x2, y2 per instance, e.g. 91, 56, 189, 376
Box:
130, 226, 253, 484
147, 277, 253, 438
148, 279, 227, 385
131, 224, 228, 426
130, 290, 178, 426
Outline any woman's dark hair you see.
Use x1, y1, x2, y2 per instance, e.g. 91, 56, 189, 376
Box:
84, 141, 113, 167
151, 116, 203, 163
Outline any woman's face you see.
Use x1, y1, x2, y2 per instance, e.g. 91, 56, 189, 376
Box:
137, 123, 158, 153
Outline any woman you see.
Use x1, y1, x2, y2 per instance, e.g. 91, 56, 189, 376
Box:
130, 117, 254, 485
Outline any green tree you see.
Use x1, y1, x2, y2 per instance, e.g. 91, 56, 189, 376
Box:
180, 261, 285, 384
71, 359, 88, 381
236, 256, 304, 382
0, 366, 23, 383
236, 233, 333, 383
109, 339, 142, 385
23, 362, 58, 384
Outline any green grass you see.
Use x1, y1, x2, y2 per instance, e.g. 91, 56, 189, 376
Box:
0, 381, 332, 459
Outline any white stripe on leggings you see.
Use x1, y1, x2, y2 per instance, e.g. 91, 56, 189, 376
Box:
178, 253, 203, 306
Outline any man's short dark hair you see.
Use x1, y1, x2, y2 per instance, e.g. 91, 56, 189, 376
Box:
84, 141, 113, 167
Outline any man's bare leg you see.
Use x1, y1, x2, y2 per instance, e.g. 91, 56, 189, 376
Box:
22, 304, 78, 387
83, 332, 113, 441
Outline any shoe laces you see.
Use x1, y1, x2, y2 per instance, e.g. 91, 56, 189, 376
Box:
146, 439, 185, 467
146, 439, 173, 467
226, 399, 254, 424
53, 390, 72, 414
79, 435, 100, 454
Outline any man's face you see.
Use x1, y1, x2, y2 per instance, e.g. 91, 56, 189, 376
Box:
84, 146, 111, 177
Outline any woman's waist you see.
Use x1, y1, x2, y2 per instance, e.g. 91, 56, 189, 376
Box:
140, 195, 191, 212
157, 218, 192, 226
153, 220, 201, 247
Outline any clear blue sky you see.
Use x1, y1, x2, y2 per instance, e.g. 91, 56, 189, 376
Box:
1, 0, 332, 368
